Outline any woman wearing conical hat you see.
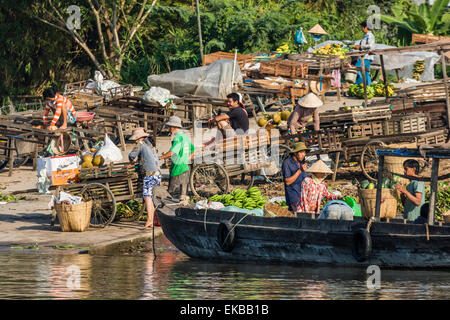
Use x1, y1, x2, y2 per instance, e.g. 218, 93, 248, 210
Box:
297, 160, 341, 214
287, 92, 322, 135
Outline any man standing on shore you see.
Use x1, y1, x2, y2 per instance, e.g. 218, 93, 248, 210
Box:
160, 116, 195, 204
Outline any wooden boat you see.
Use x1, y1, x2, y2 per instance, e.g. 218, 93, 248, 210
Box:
156, 203, 450, 268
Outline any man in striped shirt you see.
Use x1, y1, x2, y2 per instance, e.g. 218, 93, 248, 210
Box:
42, 87, 77, 131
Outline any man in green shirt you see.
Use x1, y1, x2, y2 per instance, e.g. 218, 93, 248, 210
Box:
160, 116, 195, 203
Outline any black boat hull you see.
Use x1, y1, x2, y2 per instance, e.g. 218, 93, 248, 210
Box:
156, 206, 450, 268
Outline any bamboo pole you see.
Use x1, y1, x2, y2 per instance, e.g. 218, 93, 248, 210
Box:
374, 154, 384, 221
195, 0, 204, 64
428, 158, 440, 226
440, 51, 450, 131
361, 58, 369, 106
380, 54, 389, 103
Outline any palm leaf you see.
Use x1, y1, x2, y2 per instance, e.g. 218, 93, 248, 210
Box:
430, 0, 449, 30
380, 14, 420, 34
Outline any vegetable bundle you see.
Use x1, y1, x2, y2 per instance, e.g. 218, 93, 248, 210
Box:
209, 187, 267, 209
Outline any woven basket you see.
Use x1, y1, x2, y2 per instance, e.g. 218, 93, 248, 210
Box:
359, 189, 398, 220
55, 200, 92, 232
264, 203, 295, 217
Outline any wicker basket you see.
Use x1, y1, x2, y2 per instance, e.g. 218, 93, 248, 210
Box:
55, 200, 92, 232
359, 188, 398, 219
264, 203, 295, 217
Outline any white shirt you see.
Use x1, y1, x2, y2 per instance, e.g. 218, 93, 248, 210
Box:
359, 31, 376, 61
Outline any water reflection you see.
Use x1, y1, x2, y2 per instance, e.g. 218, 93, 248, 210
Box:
0, 236, 449, 300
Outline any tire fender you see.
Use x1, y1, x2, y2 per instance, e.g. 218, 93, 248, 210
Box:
352, 228, 372, 262
217, 220, 236, 252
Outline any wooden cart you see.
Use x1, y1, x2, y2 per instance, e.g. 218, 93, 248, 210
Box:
55, 163, 143, 228
189, 132, 272, 198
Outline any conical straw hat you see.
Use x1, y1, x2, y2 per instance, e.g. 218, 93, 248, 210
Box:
297, 92, 323, 108
306, 160, 333, 174
308, 24, 327, 35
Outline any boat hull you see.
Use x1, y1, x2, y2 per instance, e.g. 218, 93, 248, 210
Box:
156, 207, 450, 268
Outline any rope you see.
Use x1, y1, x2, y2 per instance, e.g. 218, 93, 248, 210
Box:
366, 217, 375, 232
386, 170, 450, 182
224, 212, 250, 244
425, 223, 430, 241
203, 208, 209, 235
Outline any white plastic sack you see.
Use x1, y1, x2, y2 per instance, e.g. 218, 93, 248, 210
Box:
56, 191, 83, 204
194, 200, 225, 210
142, 87, 171, 106
96, 134, 123, 164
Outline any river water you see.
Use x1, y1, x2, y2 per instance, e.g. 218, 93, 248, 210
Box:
0, 235, 449, 300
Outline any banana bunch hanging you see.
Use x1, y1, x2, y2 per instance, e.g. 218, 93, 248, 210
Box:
413, 60, 425, 80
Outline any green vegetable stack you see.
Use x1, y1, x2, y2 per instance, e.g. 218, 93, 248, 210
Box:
359, 176, 398, 190
209, 187, 267, 209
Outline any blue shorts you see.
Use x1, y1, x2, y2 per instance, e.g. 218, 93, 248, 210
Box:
143, 173, 161, 198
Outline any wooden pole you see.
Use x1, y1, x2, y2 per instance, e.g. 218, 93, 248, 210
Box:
361, 58, 369, 106
440, 51, 450, 131
428, 158, 440, 226
380, 54, 389, 103
195, 0, 204, 65
374, 154, 384, 221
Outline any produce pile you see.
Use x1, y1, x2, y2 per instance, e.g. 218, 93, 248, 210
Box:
276, 41, 296, 54
359, 176, 399, 190
413, 60, 425, 80
313, 44, 349, 59
209, 187, 267, 210
257, 110, 291, 127
81, 152, 105, 168
348, 83, 395, 99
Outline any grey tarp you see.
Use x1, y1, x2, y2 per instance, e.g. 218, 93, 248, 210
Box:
147, 59, 243, 99
308, 41, 441, 81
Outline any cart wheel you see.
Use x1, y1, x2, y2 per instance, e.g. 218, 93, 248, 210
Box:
0, 138, 30, 170
264, 144, 292, 183
190, 163, 230, 198
361, 140, 387, 182
80, 183, 117, 228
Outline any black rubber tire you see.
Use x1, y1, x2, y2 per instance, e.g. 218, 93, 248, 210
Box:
217, 220, 236, 252
352, 228, 372, 262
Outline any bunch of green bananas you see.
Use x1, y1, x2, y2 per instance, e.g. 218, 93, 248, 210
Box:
413, 60, 425, 80
348, 84, 375, 99
276, 42, 294, 54
208, 187, 267, 210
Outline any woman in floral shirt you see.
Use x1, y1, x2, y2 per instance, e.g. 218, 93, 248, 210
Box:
298, 160, 339, 214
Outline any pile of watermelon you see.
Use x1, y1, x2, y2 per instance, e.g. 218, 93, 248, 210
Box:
360, 175, 399, 190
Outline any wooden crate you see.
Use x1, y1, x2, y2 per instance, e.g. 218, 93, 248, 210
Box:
69, 92, 104, 110
203, 51, 253, 68
348, 121, 384, 138
320, 105, 391, 124
79, 162, 138, 181
384, 113, 428, 135
260, 60, 308, 78
416, 130, 448, 145
287, 52, 347, 73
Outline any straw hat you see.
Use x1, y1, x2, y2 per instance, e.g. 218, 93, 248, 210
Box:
297, 92, 323, 108
308, 24, 327, 35
129, 127, 149, 141
290, 142, 310, 153
165, 115, 183, 128
306, 160, 333, 174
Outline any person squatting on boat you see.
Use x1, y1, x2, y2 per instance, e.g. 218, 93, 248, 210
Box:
204, 93, 249, 146
128, 128, 161, 229
282, 142, 309, 213
159, 116, 195, 205
395, 159, 425, 222
297, 160, 343, 215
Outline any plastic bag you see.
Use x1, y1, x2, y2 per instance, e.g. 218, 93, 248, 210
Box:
142, 86, 171, 106
96, 134, 123, 164
195, 200, 225, 210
